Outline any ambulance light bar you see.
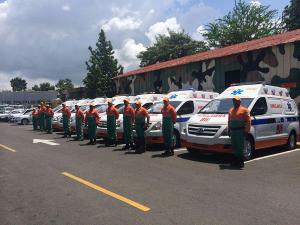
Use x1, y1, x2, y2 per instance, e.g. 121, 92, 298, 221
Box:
230, 81, 265, 86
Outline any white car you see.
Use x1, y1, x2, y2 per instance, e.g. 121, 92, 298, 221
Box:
14, 109, 34, 125
182, 83, 300, 160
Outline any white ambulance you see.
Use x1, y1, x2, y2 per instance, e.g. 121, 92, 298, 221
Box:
181, 84, 299, 160
145, 90, 219, 148
97, 94, 163, 140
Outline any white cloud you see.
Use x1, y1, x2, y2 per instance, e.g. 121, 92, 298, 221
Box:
148, 9, 155, 14
192, 25, 206, 41
145, 17, 181, 44
0, 1, 8, 21
250, 1, 261, 7
102, 17, 142, 31
62, 4, 70, 11
114, 38, 146, 70
0, 72, 56, 91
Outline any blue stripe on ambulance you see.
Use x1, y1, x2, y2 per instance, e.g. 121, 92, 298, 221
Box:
251, 116, 299, 125
176, 117, 190, 123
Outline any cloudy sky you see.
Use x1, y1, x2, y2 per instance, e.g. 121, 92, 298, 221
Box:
0, 0, 288, 90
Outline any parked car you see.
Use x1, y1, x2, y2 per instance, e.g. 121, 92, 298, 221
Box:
14, 109, 34, 125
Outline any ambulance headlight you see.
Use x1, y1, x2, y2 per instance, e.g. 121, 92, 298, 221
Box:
53, 117, 58, 122
182, 128, 187, 134
221, 128, 228, 136
152, 122, 161, 130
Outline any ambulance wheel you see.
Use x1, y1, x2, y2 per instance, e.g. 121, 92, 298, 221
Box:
244, 136, 254, 161
287, 132, 296, 150
173, 130, 180, 148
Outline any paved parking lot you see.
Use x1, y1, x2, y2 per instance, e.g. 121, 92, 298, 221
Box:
1, 123, 300, 225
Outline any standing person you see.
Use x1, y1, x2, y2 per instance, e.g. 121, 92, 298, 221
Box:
39, 103, 47, 131
32, 108, 38, 130
85, 104, 100, 145
62, 103, 71, 138
134, 101, 150, 153
75, 104, 85, 141
105, 100, 119, 147
161, 97, 177, 156
122, 99, 135, 150
228, 97, 251, 168
45, 105, 54, 134
37, 105, 41, 130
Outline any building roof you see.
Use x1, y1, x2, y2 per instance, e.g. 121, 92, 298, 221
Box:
114, 29, 300, 80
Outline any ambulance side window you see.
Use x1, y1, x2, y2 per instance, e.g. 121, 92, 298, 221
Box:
143, 103, 153, 109
177, 101, 194, 115
251, 97, 268, 116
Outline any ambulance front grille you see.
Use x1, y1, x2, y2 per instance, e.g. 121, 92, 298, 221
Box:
98, 121, 107, 128
188, 124, 221, 136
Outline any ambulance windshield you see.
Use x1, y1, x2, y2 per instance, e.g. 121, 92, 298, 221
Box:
148, 101, 181, 114
200, 98, 253, 114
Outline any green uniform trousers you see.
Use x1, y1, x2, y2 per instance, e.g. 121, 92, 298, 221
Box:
107, 115, 116, 141
87, 116, 96, 142
76, 117, 83, 140
63, 115, 70, 136
123, 115, 133, 144
230, 120, 245, 158
162, 116, 174, 150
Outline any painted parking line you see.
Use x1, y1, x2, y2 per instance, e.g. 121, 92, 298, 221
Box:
62, 172, 151, 212
245, 148, 300, 164
0, 144, 16, 153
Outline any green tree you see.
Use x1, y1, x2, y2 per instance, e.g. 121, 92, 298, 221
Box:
282, 0, 300, 31
10, 77, 27, 91
83, 29, 123, 98
203, 0, 283, 48
55, 79, 74, 100
138, 30, 208, 67
39, 82, 55, 91
32, 85, 40, 91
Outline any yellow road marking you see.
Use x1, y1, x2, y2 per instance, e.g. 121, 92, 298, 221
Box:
62, 172, 151, 212
0, 144, 16, 152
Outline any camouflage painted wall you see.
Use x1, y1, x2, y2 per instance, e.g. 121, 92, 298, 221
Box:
115, 41, 300, 107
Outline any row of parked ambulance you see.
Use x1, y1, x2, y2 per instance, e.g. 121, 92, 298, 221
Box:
50, 83, 299, 160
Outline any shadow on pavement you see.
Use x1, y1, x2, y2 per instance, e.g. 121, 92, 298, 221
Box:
177, 152, 233, 165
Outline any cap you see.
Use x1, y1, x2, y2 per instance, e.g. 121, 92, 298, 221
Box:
233, 96, 241, 101
163, 97, 169, 102
135, 100, 142, 105
46, 104, 50, 107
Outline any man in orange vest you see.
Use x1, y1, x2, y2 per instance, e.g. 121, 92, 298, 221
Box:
62, 103, 71, 138
40, 102, 47, 131
75, 104, 85, 141
134, 101, 150, 153
228, 96, 251, 168
32, 108, 39, 130
161, 97, 177, 156
45, 104, 54, 134
122, 99, 135, 150
106, 100, 119, 147
85, 104, 100, 145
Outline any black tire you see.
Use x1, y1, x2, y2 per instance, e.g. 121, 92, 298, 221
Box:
187, 148, 199, 155
244, 136, 254, 161
21, 119, 29, 125
287, 132, 296, 150
173, 129, 180, 148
